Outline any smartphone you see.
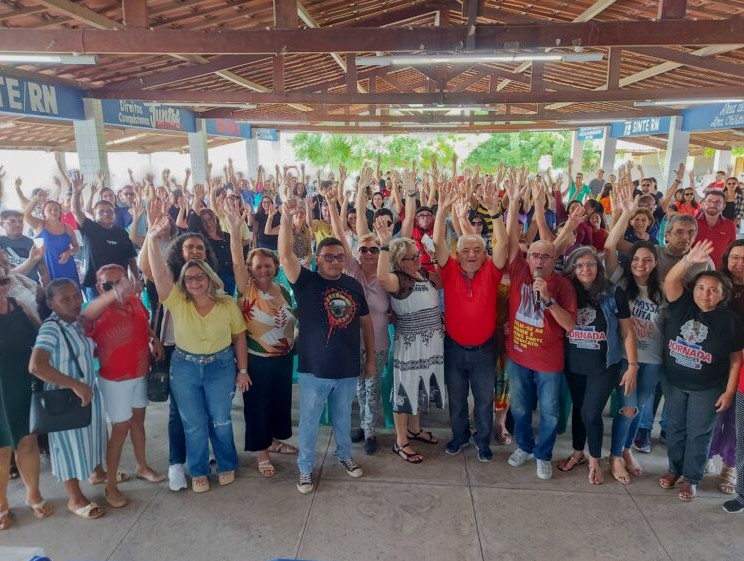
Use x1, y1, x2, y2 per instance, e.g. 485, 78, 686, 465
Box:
420, 233, 436, 254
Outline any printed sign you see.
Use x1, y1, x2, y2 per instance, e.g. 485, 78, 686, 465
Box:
0, 72, 84, 120
577, 127, 604, 141
255, 128, 278, 141
101, 99, 196, 132
205, 119, 252, 139
682, 102, 744, 131
610, 116, 671, 138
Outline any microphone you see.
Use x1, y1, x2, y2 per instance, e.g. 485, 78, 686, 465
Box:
534, 269, 542, 303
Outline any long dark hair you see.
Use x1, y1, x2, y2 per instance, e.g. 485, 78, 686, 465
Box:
720, 239, 744, 283
621, 241, 663, 305
166, 232, 218, 281
563, 246, 609, 306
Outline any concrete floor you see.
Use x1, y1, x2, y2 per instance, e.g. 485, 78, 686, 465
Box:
2, 396, 743, 561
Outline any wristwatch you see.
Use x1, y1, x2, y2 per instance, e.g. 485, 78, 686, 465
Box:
543, 298, 556, 309
237, 368, 248, 375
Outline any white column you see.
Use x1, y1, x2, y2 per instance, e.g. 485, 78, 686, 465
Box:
73, 98, 110, 184
662, 116, 690, 188
600, 127, 617, 172
188, 119, 209, 187
570, 130, 584, 172
713, 149, 733, 174
245, 137, 259, 176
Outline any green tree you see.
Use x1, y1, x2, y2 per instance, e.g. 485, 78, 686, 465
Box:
463, 131, 572, 171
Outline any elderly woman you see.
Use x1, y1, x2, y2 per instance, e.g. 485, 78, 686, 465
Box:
559, 247, 638, 485
225, 202, 297, 477
375, 218, 444, 463
146, 217, 248, 493
29, 279, 108, 519
0, 266, 53, 530
659, 240, 744, 501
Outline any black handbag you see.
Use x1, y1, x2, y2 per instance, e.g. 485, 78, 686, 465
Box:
147, 303, 170, 402
29, 319, 92, 435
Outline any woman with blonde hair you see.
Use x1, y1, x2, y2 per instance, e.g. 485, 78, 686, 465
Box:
146, 217, 248, 493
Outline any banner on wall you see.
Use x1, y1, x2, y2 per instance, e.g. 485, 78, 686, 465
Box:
610, 116, 671, 138
205, 119, 252, 139
682, 102, 744, 132
255, 128, 279, 141
100, 99, 196, 132
577, 127, 604, 141
0, 72, 84, 120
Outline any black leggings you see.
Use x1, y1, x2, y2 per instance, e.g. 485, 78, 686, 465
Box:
564, 363, 622, 459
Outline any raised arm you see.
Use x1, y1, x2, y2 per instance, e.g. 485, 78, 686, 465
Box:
71, 175, 88, 227
604, 183, 637, 278
664, 240, 713, 303
14, 177, 30, 208
478, 182, 507, 269
433, 182, 456, 268
356, 166, 373, 236
373, 216, 399, 293
278, 200, 302, 283
145, 216, 175, 301
224, 198, 250, 293
660, 162, 685, 212
326, 190, 353, 259
399, 169, 417, 239
505, 171, 523, 264
23, 193, 45, 233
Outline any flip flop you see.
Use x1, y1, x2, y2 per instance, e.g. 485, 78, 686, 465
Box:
588, 464, 604, 485
557, 454, 587, 472
27, 500, 54, 520
407, 429, 438, 444
70, 502, 104, 520
136, 471, 166, 483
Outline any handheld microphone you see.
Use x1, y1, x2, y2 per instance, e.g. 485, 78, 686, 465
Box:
534, 269, 542, 302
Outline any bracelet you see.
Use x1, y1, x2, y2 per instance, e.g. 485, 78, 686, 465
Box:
627, 362, 639, 366
380, 245, 390, 251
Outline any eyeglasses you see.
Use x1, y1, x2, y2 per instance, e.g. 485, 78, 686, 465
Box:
184, 273, 208, 283
358, 247, 380, 255
670, 229, 696, 238
100, 280, 122, 292
0, 277, 11, 286
417, 213, 433, 219
401, 252, 422, 261
705, 199, 725, 206
527, 252, 554, 261
318, 253, 347, 263
97, 209, 114, 216
574, 262, 598, 270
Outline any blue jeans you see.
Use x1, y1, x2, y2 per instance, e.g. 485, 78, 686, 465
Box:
638, 381, 668, 432
507, 360, 562, 461
661, 378, 721, 484
297, 373, 357, 474
170, 346, 238, 477
610, 362, 661, 456
444, 337, 496, 451
164, 345, 187, 466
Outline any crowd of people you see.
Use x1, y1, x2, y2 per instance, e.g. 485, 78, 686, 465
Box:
1, 153, 744, 530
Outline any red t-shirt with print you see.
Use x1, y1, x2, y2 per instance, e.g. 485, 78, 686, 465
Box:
506, 252, 577, 372
87, 294, 151, 381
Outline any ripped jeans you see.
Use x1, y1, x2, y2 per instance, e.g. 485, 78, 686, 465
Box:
609, 362, 661, 457
171, 346, 239, 477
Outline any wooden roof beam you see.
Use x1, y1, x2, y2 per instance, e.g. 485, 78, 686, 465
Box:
626, 46, 744, 79
122, 0, 148, 29
657, 0, 686, 20
274, 0, 297, 28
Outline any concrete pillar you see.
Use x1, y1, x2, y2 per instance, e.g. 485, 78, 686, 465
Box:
713, 149, 733, 174
662, 116, 690, 188
245, 137, 259, 176
188, 119, 209, 187
570, 130, 584, 172
73, 98, 110, 185
600, 127, 617, 173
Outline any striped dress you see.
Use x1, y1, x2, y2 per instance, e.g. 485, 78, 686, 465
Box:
34, 314, 106, 482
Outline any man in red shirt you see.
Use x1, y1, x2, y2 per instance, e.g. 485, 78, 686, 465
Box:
504, 182, 577, 480
433, 183, 507, 462
82, 265, 165, 507
696, 189, 737, 269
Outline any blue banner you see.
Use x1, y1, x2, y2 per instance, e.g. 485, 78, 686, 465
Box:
255, 128, 278, 141
682, 102, 744, 131
610, 116, 671, 138
100, 99, 196, 132
577, 127, 604, 141
0, 72, 84, 120
205, 119, 252, 139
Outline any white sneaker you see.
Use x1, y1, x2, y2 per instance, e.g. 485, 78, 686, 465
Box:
168, 464, 188, 492
536, 459, 553, 480
507, 448, 534, 467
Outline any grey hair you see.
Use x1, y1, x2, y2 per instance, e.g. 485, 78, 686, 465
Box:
664, 213, 697, 236
456, 234, 486, 253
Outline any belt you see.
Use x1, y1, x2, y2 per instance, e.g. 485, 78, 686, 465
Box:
445, 335, 495, 352
175, 346, 231, 365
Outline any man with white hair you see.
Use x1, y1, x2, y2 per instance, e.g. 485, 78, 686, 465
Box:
433, 182, 508, 462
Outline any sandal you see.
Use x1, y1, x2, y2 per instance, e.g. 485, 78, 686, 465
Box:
678, 480, 697, 501
719, 467, 736, 494
588, 464, 604, 485
218, 471, 235, 486
88, 471, 130, 485
407, 429, 438, 444
0, 510, 11, 531
70, 502, 104, 520
609, 457, 631, 485
258, 460, 276, 478
393, 443, 423, 463
27, 499, 54, 520
104, 488, 128, 509
136, 470, 166, 483
622, 450, 643, 477
192, 476, 210, 493
267, 441, 298, 455
557, 453, 587, 472
658, 473, 681, 489
498, 428, 512, 446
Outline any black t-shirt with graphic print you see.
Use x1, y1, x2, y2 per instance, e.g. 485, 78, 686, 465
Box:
291, 266, 369, 379
663, 291, 744, 391
565, 285, 630, 376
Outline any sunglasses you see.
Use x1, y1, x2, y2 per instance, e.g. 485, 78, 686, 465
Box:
0, 277, 11, 286
359, 247, 380, 255
401, 252, 422, 261
100, 281, 119, 292
318, 254, 347, 263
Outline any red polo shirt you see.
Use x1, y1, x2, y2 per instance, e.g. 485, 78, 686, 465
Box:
441, 257, 503, 345
411, 225, 436, 272
696, 215, 736, 270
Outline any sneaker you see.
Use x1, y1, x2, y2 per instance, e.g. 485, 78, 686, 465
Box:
338, 457, 363, 478
507, 448, 534, 467
477, 447, 493, 463
168, 464, 188, 492
722, 499, 744, 514
363, 437, 377, 455
633, 428, 652, 454
536, 459, 553, 480
445, 439, 470, 456
350, 427, 365, 443
297, 472, 314, 494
